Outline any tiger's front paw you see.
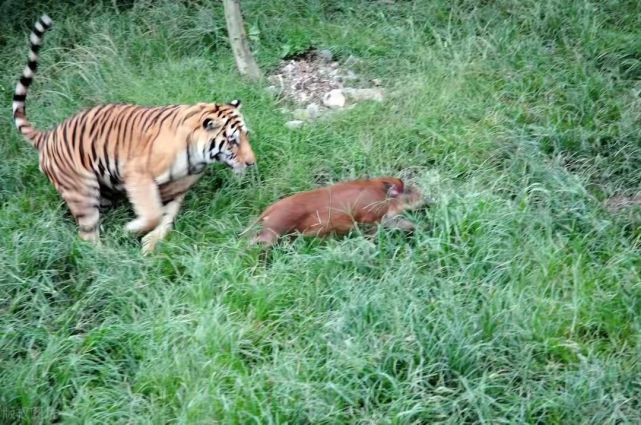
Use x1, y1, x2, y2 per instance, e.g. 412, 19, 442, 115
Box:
141, 232, 160, 255
141, 225, 170, 255
125, 216, 161, 235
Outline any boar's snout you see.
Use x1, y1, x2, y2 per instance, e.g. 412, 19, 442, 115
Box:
397, 185, 426, 210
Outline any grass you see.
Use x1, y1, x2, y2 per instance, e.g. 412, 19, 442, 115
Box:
1, 0, 640, 423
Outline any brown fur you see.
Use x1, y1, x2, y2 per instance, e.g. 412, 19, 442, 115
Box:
250, 177, 425, 246
12, 15, 256, 253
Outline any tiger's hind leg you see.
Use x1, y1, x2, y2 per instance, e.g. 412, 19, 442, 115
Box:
99, 196, 113, 208
98, 183, 124, 209
59, 177, 102, 244
123, 172, 163, 235
141, 194, 185, 255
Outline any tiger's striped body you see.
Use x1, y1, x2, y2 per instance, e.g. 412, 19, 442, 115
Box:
12, 15, 256, 253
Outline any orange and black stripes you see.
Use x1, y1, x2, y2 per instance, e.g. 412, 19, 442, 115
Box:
13, 14, 52, 148
10, 13, 256, 251
34, 103, 245, 195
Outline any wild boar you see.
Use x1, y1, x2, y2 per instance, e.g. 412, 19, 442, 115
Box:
249, 176, 425, 246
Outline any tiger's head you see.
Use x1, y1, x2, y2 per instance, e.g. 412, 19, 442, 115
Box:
194, 100, 256, 174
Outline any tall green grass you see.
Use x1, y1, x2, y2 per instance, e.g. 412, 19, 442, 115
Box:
1, 0, 640, 423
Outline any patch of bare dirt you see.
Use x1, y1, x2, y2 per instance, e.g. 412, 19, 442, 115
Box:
605, 193, 641, 212
266, 49, 384, 127
267, 50, 354, 104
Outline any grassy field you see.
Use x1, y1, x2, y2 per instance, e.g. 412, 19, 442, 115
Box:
1, 0, 640, 423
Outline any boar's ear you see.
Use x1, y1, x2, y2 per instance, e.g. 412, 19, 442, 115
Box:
384, 182, 401, 198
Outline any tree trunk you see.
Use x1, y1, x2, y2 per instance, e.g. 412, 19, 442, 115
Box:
223, 0, 261, 81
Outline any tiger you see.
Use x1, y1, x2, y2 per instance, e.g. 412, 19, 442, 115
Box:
12, 14, 256, 254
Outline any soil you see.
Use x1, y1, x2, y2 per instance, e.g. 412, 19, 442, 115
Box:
266, 49, 366, 105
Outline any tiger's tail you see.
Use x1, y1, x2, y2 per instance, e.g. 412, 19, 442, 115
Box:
12, 14, 53, 149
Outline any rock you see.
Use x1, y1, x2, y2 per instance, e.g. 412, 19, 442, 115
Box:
282, 62, 296, 73
343, 87, 384, 102
292, 108, 310, 121
605, 193, 641, 212
306, 102, 321, 120
343, 70, 358, 80
343, 55, 360, 67
316, 49, 333, 62
285, 120, 304, 130
322, 89, 346, 109
265, 85, 280, 96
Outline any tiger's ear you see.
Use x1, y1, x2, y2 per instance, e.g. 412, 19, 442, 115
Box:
384, 182, 401, 198
229, 99, 241, 109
